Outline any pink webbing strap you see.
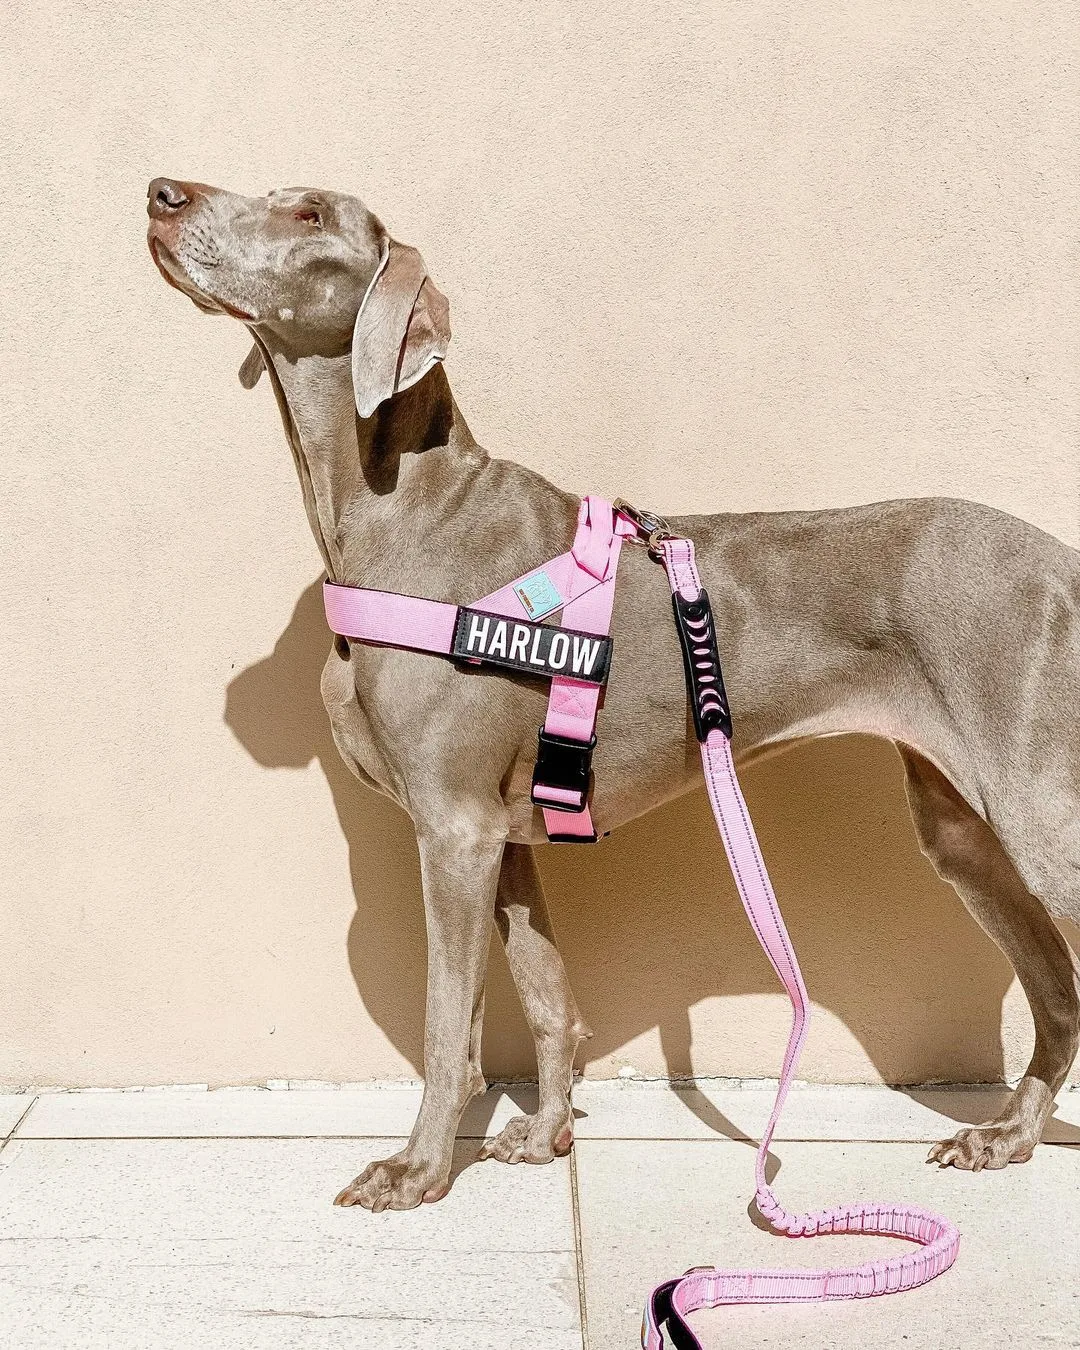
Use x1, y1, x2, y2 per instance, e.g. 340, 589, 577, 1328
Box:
532, 497, 634, 840
323, 585, 459, 654
641, 536, 960, 1350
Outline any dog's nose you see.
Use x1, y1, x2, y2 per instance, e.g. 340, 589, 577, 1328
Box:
147, 178, 191, 218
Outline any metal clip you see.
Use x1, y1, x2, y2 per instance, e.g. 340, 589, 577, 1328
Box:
613, 497, 672, 560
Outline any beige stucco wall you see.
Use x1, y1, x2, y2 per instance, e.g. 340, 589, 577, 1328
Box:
2, 2, 1078, 1089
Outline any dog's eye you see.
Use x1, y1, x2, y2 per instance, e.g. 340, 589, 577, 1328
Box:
295, 208, 322, 227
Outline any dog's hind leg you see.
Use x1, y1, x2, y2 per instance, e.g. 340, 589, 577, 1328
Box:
899, 746, 1080, 1169
480, 843, 592, 1164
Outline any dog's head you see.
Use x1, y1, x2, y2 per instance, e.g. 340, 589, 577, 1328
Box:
146, 179, 450, 417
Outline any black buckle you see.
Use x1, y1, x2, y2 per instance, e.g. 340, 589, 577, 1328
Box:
530, 728, 595, 813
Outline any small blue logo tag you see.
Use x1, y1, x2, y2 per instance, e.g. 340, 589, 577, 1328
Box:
513, 569, 564, 620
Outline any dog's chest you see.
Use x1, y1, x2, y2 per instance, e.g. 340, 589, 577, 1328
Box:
319, 643, 407, 802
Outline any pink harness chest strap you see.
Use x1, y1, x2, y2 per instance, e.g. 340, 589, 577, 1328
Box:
640, 534, 960, 1350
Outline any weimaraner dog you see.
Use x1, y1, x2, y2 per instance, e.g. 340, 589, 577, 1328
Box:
147, 178, 1080, 1212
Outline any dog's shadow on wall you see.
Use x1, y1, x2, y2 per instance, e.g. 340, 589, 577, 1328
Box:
226, 579, 1080, 1138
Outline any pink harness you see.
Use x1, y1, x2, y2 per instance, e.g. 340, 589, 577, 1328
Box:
323, 496, 960, 1346
326, 495, 637, 843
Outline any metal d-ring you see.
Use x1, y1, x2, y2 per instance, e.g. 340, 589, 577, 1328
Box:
613, 497, 673, 559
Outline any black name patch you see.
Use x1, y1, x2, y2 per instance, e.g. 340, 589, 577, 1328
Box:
451, 607, 613, 684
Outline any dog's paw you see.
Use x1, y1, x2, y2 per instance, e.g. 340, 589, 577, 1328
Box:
479, 1113, 574, 1165
334, 1152, 450, 1211
927, 1123, 1035, 1172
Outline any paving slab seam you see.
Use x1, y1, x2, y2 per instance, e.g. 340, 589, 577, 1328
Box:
569, 1145, 590, 1350
8, 1079, 1077, 1091
11, 1133, 421, 1142
570, 1133, 1080, 1144
0, 1096, 37, 1154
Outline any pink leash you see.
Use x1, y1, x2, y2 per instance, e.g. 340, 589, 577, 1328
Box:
641, 532, 960, 1349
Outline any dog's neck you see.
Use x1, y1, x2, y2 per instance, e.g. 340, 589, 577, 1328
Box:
253, 336, 485, 583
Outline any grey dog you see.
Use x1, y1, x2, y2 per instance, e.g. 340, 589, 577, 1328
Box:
147, 178, 1080, 1212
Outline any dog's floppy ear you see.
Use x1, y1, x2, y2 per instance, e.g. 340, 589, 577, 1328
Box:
238, 343, 264, 389
351, 235, 450, 419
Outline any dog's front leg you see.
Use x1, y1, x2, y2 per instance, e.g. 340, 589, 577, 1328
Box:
336, 815, 506, 1211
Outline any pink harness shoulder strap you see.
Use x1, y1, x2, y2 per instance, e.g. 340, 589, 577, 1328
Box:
640, 534, 959, 1349
528, 498, 635, 842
